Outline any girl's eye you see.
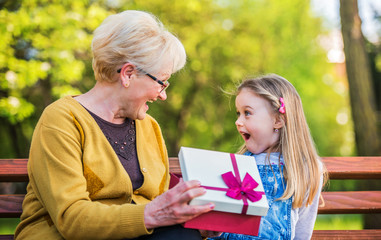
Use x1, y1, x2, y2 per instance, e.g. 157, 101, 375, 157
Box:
244, 110, 251, 116
236, 111, 240, 117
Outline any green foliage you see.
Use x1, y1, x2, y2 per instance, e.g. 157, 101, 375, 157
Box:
0, 0, 107, 122
0, 96, 34, 124
0, 218, 20, 234
0, 0, 354, 158
0, 0, 111, 156
142, 0, 354, 156
315, 214, 363, 230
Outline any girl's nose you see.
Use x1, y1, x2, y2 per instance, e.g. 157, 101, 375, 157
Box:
235, 118, 243, 127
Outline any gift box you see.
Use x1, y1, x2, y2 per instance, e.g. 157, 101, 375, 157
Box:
177, 147, 269, 236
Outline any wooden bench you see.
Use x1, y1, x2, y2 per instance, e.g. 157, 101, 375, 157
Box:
1, 156, 381, 239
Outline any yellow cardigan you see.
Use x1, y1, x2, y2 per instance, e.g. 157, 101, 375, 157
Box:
15, 96, 170, 239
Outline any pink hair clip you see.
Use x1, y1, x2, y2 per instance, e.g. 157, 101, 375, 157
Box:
279, 97, 285, 114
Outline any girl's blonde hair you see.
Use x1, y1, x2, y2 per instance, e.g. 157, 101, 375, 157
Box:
92, 10, 186, 82
237, 74, 327, 208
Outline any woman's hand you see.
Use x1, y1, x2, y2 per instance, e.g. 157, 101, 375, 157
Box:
144, 179, 214, 229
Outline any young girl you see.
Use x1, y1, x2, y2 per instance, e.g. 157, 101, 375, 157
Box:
212, 74, 327, 240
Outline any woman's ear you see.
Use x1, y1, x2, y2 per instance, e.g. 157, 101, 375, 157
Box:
119, 63, 135, 88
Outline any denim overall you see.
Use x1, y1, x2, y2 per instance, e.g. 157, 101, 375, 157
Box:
210, 152, 292, 240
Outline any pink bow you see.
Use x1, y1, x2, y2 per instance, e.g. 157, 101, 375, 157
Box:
221, 171, 264, 202
201, 154, 265, 214
279, 97, 285, 114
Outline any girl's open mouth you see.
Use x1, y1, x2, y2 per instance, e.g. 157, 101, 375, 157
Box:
242, 133, 250, 141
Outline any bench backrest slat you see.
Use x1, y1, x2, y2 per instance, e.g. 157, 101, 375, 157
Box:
1, 157, 381, 182
0, 194, 24, 218
322, 157, 381, 179
0, 159, 28, 182
318, 191, 381, 214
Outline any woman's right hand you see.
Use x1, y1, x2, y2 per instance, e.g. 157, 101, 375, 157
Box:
144, 179, 214, 229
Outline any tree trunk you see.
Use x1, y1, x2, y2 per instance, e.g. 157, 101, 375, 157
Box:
340, 0, 381, 229
340, 0, 380, 156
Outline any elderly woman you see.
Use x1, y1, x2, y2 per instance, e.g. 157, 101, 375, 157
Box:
15, 10, 217, 240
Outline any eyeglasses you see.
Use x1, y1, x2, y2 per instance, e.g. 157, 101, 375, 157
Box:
145, 72, 170, 93
117, 67, 170, 93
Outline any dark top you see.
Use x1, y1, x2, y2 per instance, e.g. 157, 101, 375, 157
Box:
86, 109, 144, 190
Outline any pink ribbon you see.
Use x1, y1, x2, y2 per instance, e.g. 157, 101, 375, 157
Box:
202, 153, 265, 214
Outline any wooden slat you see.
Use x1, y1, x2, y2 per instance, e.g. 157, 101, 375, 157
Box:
2, 191, 380, 218
322, 156, 381, 179
0, 236, 14, 240
169, 157, 181, 174
319, 191, 381, 214
0, 159, 28, 182
0, 194, 24, 218
1, 156, 381, 181
311, 229, 381, 239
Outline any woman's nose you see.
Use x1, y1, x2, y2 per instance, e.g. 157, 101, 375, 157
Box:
158, 90, 167, 101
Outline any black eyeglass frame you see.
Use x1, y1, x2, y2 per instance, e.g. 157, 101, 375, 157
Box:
117, 67, 170, 93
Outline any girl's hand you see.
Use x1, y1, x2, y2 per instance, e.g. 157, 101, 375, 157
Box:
199, 229, 223, 238
144, 179, 214, 229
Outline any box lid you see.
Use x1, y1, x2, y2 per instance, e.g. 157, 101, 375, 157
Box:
178, 147, 269, 216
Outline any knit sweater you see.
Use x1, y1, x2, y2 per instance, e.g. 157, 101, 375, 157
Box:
15, 96, 170, 240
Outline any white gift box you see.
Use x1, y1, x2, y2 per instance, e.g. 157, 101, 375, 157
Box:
178, 147, 269, 216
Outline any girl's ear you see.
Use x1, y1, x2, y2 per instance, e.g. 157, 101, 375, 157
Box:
273, 114, 285, 129
119, 63, 135, 88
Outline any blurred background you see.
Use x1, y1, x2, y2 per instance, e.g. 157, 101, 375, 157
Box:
0, 0, 380, 234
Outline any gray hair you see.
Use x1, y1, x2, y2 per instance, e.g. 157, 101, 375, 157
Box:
92, 10, 186, 82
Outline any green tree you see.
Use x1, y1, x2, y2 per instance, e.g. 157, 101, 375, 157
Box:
0, 0, 353, 160
0, 0, 110, 157
143, 0, 353, 156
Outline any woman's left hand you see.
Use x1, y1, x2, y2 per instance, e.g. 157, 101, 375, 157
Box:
144, 179, 214, 229
199, 229, 223, 238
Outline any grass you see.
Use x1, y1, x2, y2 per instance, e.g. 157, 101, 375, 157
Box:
0, 215, 363, 235
0, 218, 20, 235
314, 214, 363, 230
